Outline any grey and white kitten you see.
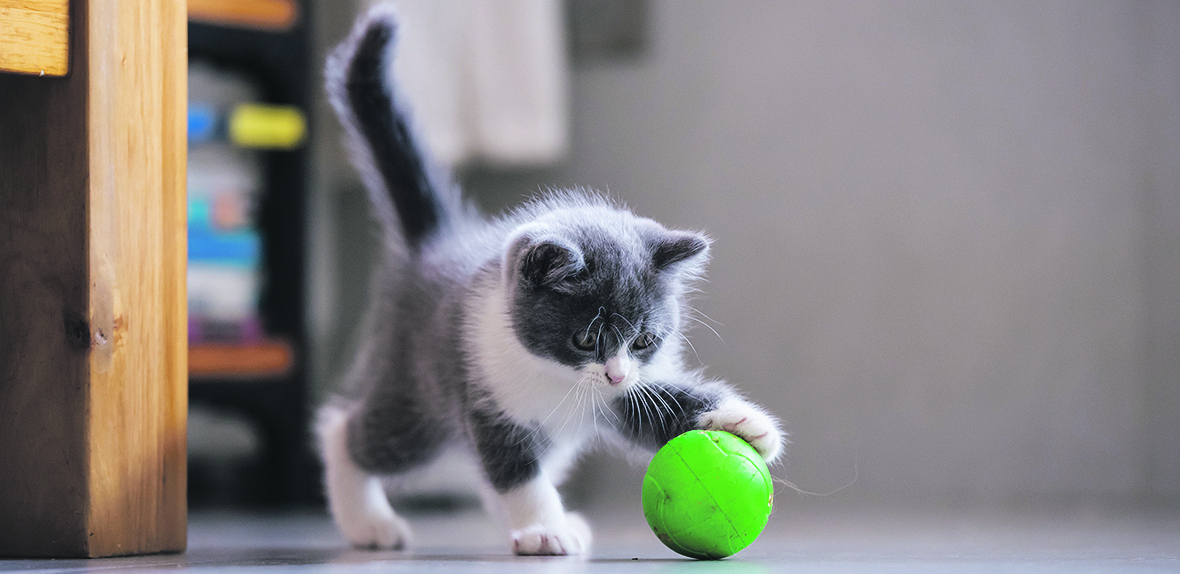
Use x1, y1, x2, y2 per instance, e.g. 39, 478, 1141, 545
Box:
317, 6, 784, 557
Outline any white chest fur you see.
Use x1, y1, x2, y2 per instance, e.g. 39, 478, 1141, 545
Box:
465, 279, 599, 441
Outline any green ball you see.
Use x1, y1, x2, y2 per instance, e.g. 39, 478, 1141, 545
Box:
642, 430, 774, 560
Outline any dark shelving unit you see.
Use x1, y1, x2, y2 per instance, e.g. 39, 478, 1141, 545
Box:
187, 0, 319, 507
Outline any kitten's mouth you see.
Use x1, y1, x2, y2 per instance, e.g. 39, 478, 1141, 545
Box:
604, 372, 634, 390
583, 367, 630, 389
579, 351, 636, 389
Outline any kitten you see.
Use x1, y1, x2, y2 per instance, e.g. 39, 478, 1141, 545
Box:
317, 6, 784, 557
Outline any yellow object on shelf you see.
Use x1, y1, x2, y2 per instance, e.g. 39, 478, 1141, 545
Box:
229, 103, 307, 149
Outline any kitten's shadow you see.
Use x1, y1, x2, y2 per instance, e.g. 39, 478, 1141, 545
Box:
330, 548, 770, 574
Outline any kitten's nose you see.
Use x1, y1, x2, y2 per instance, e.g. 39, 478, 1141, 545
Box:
605, 355, 630, 385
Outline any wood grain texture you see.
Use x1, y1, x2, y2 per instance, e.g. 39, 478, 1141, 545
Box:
158, 0, 190, 552
0, 0, 70, 76
0, 0, 186, 557
85, 0, 187, 557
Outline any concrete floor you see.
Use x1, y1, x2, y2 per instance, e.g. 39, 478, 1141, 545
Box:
4, 504, 1180, 573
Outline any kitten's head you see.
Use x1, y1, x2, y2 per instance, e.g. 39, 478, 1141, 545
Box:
502, 196, 710, 389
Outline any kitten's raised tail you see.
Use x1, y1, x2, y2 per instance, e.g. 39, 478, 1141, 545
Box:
326, 6, 460, 251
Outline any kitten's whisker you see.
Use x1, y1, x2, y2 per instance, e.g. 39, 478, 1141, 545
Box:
582, 311, 604, 342
649, 379, 684, 412
517, 374, 579, 449
641, 380, 670, 418
668, 328, 702, 364
587, 386, 600, 439
666, 396, 686, 431
685, 314, 725, 343
624, 387, 643, 439
597, 390, 620, 425
630, 388, 643, 439
610, 324, 626, 348
537, 378, 579, 429
645, 387, 669, 439
645, 382, 682, 438
552, 378, 592, 445
584, 307, 605, 344
557, 387, 581, 437
686, 305, 723, 327
506, 373, 547, 447
611, 313, 638, 338
637, 384, 670, 437
592, 379, 621, 437
578, 383, 591, 436
634, 384, 663, 439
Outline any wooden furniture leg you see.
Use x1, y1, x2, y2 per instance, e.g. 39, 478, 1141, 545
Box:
0, 0, 187, 557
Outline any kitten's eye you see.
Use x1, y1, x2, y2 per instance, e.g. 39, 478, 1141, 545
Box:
572, 330, 596, 351
632, 332, 657, 351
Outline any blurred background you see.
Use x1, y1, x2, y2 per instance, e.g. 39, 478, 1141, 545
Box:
186, 0, 1180, 517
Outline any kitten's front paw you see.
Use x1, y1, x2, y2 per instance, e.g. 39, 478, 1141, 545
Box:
338, 504, 412, 550
511, 512, 592, 556
699, 397, 784, 463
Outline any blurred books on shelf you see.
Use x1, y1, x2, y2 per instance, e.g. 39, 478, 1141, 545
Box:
187, 60, 305, 374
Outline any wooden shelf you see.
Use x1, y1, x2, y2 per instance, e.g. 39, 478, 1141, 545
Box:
188, 0, 298, 31
0, 0, 70, 76
190, 340, 294, 380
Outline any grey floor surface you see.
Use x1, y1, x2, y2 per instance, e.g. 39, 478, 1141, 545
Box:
3, 504, 1179, 573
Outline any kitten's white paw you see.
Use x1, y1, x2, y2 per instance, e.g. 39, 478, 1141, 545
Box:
317, 405, 412, 550
338, 503, 412, 550
699, 397, 784, 463
511, 512, 592, 556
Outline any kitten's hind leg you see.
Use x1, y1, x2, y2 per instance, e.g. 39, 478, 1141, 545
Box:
316, 404, 412, 550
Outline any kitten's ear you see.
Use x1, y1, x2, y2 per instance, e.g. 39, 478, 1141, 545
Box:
507, 233, 586, 289
651, 231, 710, 271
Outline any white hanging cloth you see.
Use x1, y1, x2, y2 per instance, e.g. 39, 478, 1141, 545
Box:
362, 0, 571, 167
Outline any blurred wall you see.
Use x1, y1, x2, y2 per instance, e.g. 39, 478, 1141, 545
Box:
310, 1, 1180, 509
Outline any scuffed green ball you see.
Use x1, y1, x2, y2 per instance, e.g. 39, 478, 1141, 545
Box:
641, 430, 774, 560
